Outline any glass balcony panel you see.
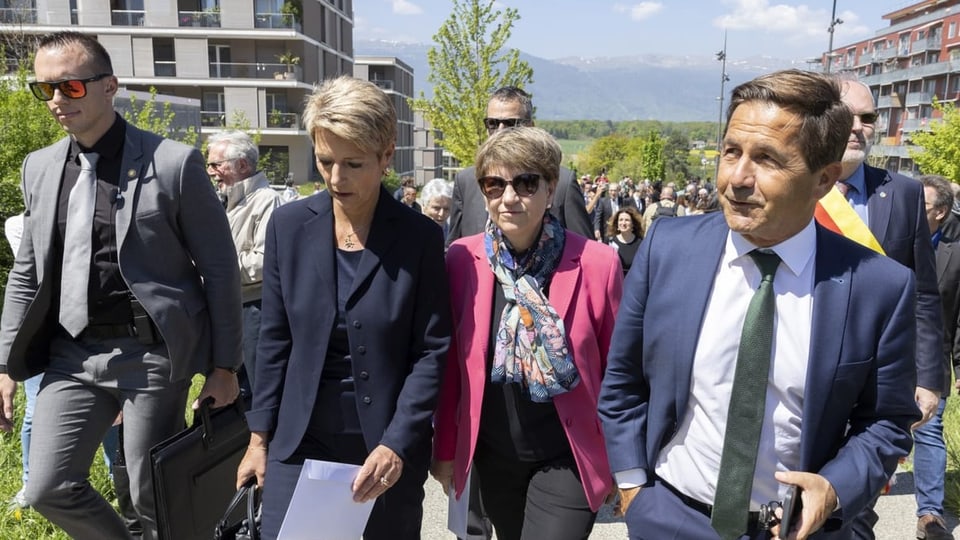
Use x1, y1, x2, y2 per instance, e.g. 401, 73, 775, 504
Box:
178, 10, 221, 27
111, 9, 145, 25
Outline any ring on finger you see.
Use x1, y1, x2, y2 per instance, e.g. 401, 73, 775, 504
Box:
379, 475, 390, 488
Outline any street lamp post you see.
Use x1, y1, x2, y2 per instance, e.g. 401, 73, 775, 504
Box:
715, 31, 729, 180
825, 0, 843, 73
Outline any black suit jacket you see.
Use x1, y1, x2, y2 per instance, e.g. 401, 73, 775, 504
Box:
247, 187, 451, 467
862, 164, 944, 392
936, 237, 960, 395
447, 165, 592, 245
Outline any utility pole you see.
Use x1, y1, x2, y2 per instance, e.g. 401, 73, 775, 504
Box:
825, 0, 843, 73
715, 30, 729, 180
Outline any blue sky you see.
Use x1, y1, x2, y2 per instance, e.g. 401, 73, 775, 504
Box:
355, 0, 920, 62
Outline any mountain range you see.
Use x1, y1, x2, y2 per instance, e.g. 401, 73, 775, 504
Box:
356, 39, 817, 122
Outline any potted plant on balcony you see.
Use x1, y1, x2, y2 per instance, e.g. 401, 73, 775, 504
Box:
280, 0, 302, 27
276, 51, 300, 80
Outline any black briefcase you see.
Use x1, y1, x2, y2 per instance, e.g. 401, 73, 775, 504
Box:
151, 396, 250, 540
214, 477, 261, 540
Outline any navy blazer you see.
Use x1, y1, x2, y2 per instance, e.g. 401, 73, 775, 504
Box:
863, 164, 944, 392
246, 187, 451, 468
935, 239, 960, 392
600, 213, 919, 531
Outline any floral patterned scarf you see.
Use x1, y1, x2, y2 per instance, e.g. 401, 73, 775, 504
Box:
484, 214, 580, 402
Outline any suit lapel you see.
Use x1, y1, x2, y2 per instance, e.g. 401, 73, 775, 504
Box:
469, 238, 495, 389
302, 192, 337, 320
548, 234, 581, 324
115, 123, 146, 250
34, 138, 71, 279
937, 242, 952, 288
864, 165, 892, 243
347, 188, 401, 306
800, 227, 853, 469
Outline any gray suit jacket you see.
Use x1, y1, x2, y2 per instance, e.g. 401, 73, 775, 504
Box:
0, 121, 242, 382
446, 165, 592, 245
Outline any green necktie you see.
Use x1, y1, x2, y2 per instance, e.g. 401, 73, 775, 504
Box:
711, 250, 781, 540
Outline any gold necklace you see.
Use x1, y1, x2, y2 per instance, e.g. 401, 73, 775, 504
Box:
339, 226, 368, 249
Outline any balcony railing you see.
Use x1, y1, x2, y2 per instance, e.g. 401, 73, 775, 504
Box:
112, 9, 145, 26
201, 111, 226, 127
254, 12, 300, 30
267, 111, 299, 128
905, 91, 934, 107
209, 61, 302, 81
154, 61, 176, 77
0, 7, 37, 24
877, 93, 902, 109
370, 79, 394, 90
178, 10, 221, 27
901, 117, 940, 132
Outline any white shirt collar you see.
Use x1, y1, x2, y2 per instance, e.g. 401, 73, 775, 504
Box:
727, 218, 817, 279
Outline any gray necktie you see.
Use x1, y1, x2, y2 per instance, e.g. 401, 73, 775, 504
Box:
59, 151, 100, 337
711, 250, 781, 540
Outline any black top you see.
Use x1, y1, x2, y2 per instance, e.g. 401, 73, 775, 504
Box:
309, 248, 364, 435
611, 235, 640, 275
55, 113, 132, 326
478, 280, 571, 462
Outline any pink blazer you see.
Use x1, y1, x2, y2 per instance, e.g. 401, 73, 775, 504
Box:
434, 232, 622, 511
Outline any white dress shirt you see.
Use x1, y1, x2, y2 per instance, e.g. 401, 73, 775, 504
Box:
617, 219, 817, 511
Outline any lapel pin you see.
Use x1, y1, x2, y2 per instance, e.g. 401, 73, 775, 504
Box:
127, 169, 137, 178
879, 192, 887, 198
830, 276, 845, 283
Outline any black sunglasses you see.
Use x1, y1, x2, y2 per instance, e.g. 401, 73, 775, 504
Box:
483, 117, 530, 131
29, 73, 112, 101
855, 112, 879, 125
478, 173, 542, 199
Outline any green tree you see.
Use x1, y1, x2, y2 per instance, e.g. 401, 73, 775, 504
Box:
122, 87, 199, 147
909, 100, 960, 180
640, 131, 666, 182
576, 134, 632, 177
0, 66, 63, 297
409, 0, 533, 165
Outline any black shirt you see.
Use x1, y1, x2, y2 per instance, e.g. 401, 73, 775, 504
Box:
611, 235, 640, 275
477, 281, 571, 462
55, 113, 132, 326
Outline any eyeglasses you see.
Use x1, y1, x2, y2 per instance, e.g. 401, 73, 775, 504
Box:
29, 73, 112, 101
206, 158, 238, 170
483, 117, 530, 131
478, 173, 542, 199
855, 112, 879, 125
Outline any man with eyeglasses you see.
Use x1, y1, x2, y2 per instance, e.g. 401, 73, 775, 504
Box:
206, 131, 280, 400
830, 79, 945, 540
446, 86, 592, 247
0, 31, 242, 540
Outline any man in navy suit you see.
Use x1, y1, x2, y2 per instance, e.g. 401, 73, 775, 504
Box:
600, 70, 918, 540
835, 80, 944, 540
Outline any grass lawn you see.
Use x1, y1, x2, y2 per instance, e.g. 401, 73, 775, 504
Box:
0, 379, 956, 537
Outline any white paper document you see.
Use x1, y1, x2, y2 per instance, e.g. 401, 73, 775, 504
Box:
447, 470, 471, 538
278, 459, 375, 540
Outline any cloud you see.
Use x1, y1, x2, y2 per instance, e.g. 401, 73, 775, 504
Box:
391, 0, 422, 16
613, 2, 663, 22
713, 0, 869, 41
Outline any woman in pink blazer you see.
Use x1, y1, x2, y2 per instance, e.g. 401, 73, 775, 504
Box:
432, 126, 622, 540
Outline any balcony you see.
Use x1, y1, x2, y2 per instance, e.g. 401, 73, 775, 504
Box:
370, 79, 394, 91
905, 91, 934, 106
178, 10, 220, 27
267, 111, 299, 128
877, 47, 908, 61
254, 12, 300, 31
112, 9, 145, 26
902, 117, 940, 132
0, 7, 37, 24
913, 36, 942, 53
209, 61, 302, 81
905, 60, 954, 79
200, 111, 226, 127
877, 93, 903, 109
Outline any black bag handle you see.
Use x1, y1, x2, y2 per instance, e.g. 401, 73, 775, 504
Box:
214, 477, 260, 540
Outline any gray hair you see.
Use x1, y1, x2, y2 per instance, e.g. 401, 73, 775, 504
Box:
420, 178, 452, 206
206, 130, 259, 168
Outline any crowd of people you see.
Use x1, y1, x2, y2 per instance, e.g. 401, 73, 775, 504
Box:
1, 29, 959, 540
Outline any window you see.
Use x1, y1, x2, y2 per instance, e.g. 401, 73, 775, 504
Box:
201, 91, 225, 127
950, 22, 957, 39
153, 38, 175, 77
208, 44, 231, 77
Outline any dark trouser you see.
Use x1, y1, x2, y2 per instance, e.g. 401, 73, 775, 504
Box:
472, 449, 596, 540
848, 491, 881, 539
625, 480, 771, 540
238, 300, 262, 397
260, 433, 427, 540
25, 333, 189, 540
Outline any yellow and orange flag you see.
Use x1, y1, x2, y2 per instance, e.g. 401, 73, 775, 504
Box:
814, 186, 886, 255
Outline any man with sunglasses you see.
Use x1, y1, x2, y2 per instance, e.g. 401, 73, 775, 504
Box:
832, 79, 945, 540
446, 86, 592, 247
0, 31, 242, 540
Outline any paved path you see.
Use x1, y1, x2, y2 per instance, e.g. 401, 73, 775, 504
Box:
419, 465, 960, 539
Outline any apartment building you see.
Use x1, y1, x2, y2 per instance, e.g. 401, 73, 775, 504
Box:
825, 0, 960, 175
0, 0, 355, 183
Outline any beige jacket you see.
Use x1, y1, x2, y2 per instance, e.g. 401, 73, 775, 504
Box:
226, 171, 281, 303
